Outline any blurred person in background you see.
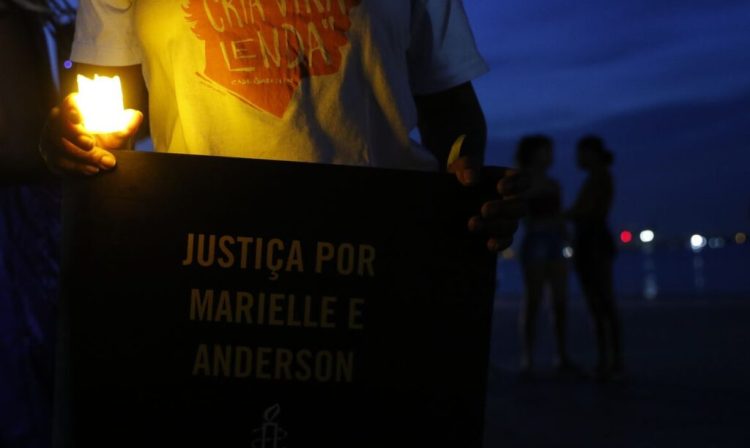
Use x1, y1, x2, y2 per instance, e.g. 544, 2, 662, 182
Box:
1, 1, 74, 446
516, 135, 574, 378
567, 135, 624, 380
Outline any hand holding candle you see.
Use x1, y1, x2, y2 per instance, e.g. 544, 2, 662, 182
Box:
40, 73, 143, 176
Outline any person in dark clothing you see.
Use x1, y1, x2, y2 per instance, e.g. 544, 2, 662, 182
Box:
1, 2, 74, 446
516, 135, 573, 376
567, 135, 624, 379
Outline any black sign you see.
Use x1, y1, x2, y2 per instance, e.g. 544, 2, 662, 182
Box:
57, 151, 499, 448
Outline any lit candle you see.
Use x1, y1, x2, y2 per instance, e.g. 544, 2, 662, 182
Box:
76, 74, 128, 134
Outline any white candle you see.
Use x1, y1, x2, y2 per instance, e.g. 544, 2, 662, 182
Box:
76, 74, 128, 134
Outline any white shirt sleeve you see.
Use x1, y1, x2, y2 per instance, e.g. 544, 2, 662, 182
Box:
70, 0, 142, 66
408, 0, 489, 95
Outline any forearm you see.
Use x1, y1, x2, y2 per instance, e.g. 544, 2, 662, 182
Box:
415, 82, 487, 170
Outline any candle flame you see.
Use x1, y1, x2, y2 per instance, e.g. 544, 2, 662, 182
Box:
76, 74, 128, 134
263, 403, 281, 422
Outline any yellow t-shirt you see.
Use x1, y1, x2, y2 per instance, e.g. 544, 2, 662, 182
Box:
71, 0, 488, 170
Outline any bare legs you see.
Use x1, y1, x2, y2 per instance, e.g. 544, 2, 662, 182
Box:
520, 261, 570, 374
549, 262, 570, 367
576, 257, 624, 376
520, 265, 543, 373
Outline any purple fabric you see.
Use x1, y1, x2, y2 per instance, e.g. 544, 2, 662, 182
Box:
0, 183, 60, 448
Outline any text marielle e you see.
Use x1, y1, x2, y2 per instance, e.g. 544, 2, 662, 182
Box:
181, 233, 376, 384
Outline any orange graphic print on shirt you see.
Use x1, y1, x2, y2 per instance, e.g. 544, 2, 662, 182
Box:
184, 0, 361, 118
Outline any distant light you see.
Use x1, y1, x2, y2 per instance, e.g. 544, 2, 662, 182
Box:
708, 237, 725, 249
63, 59, 73, 70
644, 273, 658, 300
737, 232, 747, 245
620, 230, 633, 244
639, 230, 655, 243
690, 234, 707, 251
562, 246, 574, 259
501, 248, 515, 260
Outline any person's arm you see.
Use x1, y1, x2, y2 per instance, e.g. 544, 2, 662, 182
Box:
415, 81, 486, 183
566, 180, 593, 221
0, 11, 55, 184
566, 175, 611, 221
415, 82, 524, 252
40, 64, 146, 176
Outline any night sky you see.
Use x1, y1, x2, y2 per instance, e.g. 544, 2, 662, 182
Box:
465, 0, 750, 237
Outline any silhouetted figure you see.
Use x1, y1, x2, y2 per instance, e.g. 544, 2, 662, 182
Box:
0, 2, 73, 446
567, 135, 624, 379
516, 135, 573, 376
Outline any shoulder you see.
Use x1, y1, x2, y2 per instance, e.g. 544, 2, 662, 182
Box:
408, 0, 488, 95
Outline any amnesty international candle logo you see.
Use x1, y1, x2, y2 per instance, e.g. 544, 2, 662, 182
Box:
184, 0, 362, 117
252, 404, 288, 448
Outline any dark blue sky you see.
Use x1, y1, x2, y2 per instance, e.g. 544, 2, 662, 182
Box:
465, 0, 750, 237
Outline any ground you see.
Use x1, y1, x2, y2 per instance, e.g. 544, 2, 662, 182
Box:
483, 298, 750, 447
